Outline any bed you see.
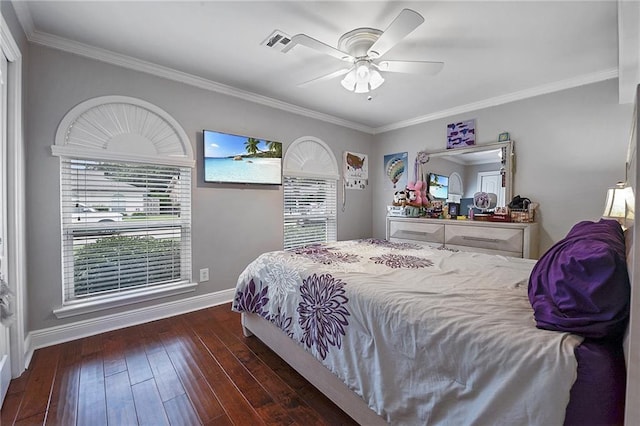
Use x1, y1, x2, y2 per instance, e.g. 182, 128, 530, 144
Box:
232, 95, 638, 426
234, 228, 629, 424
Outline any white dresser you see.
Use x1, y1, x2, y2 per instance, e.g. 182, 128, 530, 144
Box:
386, 217, 539, 259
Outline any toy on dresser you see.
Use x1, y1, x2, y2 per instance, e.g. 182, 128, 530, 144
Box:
389, 188, 421, 217
406, 181, 428, 207
393, 190, 408, 206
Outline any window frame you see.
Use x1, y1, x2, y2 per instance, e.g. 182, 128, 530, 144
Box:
283, 176, 337, 250
282, 137, 339, 250
51, 96, 195, 318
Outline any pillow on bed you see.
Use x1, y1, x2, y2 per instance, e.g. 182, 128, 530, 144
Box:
528, 219, 630, 339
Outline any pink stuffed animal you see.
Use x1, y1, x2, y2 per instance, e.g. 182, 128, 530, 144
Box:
406, 181, 427, 207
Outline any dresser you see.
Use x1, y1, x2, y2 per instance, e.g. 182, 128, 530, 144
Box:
386, 217, 539, 259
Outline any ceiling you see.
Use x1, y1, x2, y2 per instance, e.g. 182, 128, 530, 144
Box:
11, 1, 623, 133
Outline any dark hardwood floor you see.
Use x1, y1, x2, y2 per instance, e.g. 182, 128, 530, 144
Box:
1, 303, 358, 425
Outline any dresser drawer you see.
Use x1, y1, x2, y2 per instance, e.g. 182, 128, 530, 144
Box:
445, 225, 523, 254
388, 221, 445, 245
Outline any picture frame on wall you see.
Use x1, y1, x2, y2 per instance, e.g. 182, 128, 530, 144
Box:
447, 119, 476, 149
344, 151, 368, 190
383, 152, 408, 190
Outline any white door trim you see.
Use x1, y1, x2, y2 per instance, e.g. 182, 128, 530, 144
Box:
1, 12, 27, 377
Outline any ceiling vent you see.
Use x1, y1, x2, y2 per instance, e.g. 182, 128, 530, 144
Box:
261, 30, 292, 52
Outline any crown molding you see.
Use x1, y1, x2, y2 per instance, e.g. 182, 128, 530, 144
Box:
374, 68, 619, 134
26, 30, 375, 134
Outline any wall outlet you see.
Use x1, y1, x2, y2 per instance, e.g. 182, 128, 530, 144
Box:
199, 268, 209, 282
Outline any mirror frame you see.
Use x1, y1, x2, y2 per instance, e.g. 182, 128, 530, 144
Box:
422, 141, 514, 207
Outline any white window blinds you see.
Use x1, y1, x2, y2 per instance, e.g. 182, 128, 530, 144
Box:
283, 176, 337, 250
60, 158, 191, 302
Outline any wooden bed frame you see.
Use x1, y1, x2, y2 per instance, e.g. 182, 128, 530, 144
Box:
243, 87, 640, 424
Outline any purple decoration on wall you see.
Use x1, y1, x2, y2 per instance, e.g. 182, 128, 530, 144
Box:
447, 119, 476, 149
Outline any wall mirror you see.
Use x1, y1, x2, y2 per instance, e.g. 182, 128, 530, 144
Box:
417, 141, 514, 211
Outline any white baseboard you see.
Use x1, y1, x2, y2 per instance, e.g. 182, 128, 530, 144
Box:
24, 289, 235, 368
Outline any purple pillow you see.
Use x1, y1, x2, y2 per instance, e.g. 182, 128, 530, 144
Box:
528, 219, 630, 339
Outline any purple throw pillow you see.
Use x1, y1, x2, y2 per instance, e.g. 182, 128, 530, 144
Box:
528, 219, 630, 339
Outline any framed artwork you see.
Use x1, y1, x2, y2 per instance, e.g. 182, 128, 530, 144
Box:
344, 151, 368, 190
498, 131, 510, 142
448, 202, 460, 217
447, 119, 476, 149
384, 152, 408, 190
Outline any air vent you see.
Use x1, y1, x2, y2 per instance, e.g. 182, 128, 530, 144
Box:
261, 30, 292, 52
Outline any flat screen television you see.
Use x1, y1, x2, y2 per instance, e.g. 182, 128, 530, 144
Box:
428, 173, 449, 199
203, 130, 283, 185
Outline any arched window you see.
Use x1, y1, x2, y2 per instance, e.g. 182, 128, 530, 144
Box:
282, 137, 339, 249
51, 96, 195, 316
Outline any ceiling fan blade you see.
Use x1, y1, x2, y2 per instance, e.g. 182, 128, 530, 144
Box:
298, 67, 353, 88
283, 34, 354, 62
367, 9, 425, 59
376, 60, 444, 75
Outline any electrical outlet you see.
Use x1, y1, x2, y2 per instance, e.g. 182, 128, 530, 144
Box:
199, 268, 209, 282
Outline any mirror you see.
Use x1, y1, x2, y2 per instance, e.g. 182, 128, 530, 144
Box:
417, 141, 514, 211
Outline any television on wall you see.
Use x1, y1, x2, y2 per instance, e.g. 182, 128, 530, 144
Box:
428, 173, 449, 199
203, 130, 283, 185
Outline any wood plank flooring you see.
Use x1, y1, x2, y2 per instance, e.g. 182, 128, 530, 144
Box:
1, 304, 358, 425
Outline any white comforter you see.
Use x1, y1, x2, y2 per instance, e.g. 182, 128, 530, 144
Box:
232, 239, 582, 425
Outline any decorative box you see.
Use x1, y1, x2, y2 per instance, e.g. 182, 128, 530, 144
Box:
387, 205, 421, 217
510, 209, 534, 223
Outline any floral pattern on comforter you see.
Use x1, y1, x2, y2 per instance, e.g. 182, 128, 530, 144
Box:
232, 239, 582, 425
233, 239, 430, 360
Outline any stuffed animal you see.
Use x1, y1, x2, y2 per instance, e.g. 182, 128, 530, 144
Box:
406, 187, 418, 203
393, 190, 408, 206
406, 181, 427, 207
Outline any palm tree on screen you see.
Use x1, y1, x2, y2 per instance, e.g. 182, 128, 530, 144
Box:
244, 138, 261, 155
266, 141, 282, 157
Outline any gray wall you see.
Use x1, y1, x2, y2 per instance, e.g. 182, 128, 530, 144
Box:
20, 42, 636, 333
372, 80, 633, 253
1, 2, 27, 52
26, 45, 373, 331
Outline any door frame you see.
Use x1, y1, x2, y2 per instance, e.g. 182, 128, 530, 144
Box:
1, 13, 27, 380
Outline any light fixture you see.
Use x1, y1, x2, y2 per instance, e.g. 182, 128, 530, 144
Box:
341, 60, 385, 93
602, 181, 635, 227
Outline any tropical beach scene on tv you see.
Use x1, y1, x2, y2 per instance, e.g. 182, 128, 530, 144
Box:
204, 130, 283, 184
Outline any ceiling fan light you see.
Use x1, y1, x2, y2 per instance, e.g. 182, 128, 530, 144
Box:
369, 69, 385, 90
340, 69, 357, 91
356, 64, 370, 82
354, 80, 369, 93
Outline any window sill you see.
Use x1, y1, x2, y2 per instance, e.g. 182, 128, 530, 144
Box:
53, 281, 198, 319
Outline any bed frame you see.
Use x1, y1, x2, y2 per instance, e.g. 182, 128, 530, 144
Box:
242, 88, 640, 424
241, 312, 387, 424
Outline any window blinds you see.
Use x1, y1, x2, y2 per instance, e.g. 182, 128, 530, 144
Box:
283, 176, 337, 250
60, 158, 191, 302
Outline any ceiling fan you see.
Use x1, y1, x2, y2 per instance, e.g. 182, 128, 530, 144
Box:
282, 9, 444, 93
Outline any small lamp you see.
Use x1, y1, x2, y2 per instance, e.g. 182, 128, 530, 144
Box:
602, 182, 635, 227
